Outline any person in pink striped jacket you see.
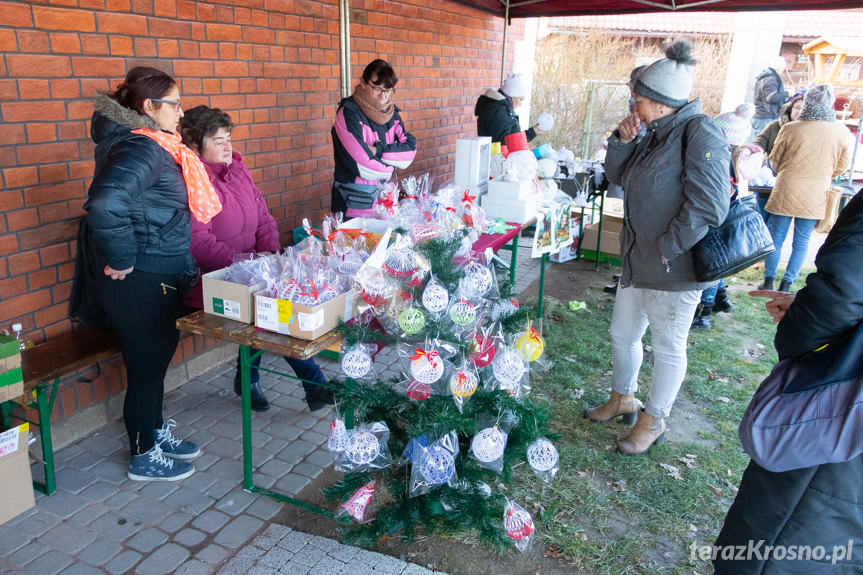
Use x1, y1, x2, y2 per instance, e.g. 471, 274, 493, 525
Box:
331, 59, 417, 215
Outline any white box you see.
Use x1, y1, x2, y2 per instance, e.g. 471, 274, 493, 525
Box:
202, 267, 267, 324
486, 177, 534, 201
480, 194, 536, 224
455, 137, 491, 188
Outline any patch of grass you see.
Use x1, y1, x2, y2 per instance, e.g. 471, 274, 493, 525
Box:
510, 270, 814, 574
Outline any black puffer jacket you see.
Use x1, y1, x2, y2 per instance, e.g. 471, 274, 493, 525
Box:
84, 93, 195, 275
474, 88, 536, 144
713, 193, 863, 575
753, 67, 786, 120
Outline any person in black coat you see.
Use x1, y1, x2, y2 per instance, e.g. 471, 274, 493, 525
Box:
82, 67, 210, 482
475, 73, 541, 144
712, 191, 863, 574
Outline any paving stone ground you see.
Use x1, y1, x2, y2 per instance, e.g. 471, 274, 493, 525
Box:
0, 238, 542, 575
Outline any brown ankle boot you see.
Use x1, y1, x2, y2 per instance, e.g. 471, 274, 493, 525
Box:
617, 411, 666, 455
584, 390, 641, 424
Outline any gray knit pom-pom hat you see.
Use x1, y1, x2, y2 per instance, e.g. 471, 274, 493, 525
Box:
633, 40, 697, 109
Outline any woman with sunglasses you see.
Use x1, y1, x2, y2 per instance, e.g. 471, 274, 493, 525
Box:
77, 67, 221, 481
331, 59, 417, 215
179, 105, 334, 413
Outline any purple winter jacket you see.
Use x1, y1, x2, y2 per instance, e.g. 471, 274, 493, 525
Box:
185, 151, 280, 308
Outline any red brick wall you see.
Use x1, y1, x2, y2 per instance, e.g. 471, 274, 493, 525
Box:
0, 0, 523, 422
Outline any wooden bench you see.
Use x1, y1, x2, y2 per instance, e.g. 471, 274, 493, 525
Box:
0, 326, 120, 495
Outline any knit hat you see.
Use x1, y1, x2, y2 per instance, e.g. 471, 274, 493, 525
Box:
502, 73, 529, 99
714, 104, 754, 146
804, 84, 835, 110
628, 65, 648, 88
633, 40, 696, 109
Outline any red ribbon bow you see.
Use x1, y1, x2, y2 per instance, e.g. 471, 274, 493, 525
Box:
462, 190, 476, 206
527, 327, 542, 344
410, 348, 440, 368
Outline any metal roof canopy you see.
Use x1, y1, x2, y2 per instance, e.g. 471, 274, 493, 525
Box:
454, 0, 863, 18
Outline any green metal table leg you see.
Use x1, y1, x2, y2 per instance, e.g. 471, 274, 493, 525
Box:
34, 379, 59, 495
537, 253, 547, 332
594, 192, 604, 270
509, 232, 519, 286
240, 345, 253, 491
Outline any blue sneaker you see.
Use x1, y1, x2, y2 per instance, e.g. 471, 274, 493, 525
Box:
128, 443, 195, 481
154, 419, 201, 460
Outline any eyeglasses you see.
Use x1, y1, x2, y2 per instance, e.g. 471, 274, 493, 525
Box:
151, 98, 182, 111
368, 84, 395, 97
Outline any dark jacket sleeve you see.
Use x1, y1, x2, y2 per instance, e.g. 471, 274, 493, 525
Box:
84, 135, 163, 270
762, 72, 786, 106
657, 117, 731, 259
774, 192, 863, 358
603, 131, 637, 185
485, 101, 523, 144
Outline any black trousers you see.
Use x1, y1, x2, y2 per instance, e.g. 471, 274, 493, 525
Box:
96, 270, 183, 455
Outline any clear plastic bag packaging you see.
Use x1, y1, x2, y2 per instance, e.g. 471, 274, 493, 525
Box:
356, 267, 396, 312
503, 499, 535, 553
340, 342, 377, 381
327, 413, 348, 462
470, 321, 505, 369
468, 413, 513, 474
336, 480, 377, 524
448, 357, 480, 412
409, 430, 459, 497
334, 421, 392, 473
420, 274, 450, 320
526, 437, 559, 484
373, 181, 401, 221
460, 261, 497, 301
491, 344, 530, 398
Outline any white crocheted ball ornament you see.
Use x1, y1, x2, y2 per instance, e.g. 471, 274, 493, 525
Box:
462, 262, 494, 299
345, 431, 381, 465
421, 281, 449, 314
471, 426, 506, 463
341, 347, 372, 379
449, 300, 477, 326
492, 346, 526, 386
410, 353, 444, 384
526, 438, 559, 473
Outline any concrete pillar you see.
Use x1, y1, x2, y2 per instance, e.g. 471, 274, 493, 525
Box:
721, 11, 787, 112
513, 17, 538, 129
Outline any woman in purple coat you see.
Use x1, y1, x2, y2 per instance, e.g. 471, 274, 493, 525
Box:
180, 106, 334, 412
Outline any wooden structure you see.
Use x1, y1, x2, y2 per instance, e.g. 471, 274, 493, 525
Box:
803, 36, 863, 88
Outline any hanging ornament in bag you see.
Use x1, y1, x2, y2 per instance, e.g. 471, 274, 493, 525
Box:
493, 346, 526, 390
471, 426, 506, 463
422, 280, 449, 314
360, 272, 391, 306
406, 380, 432, 400
383, 248, 418, 278
398, 307, 426, 335
490, 297, 520, 322
338, 252, 364, 276
341, 347, 372, 379
418, 444, 456, 485
345, 430, 381, 465
470, 336, 496, 367
526, 438, 559, 473
462, 262, 494, 299
450, 299, 477, 326
504, 500, 535, 541
449, 370, 478, 398
341, 483, 375, 523
410, 348, 444, 384
516, 327, 545, 362
328, 418, 348, 452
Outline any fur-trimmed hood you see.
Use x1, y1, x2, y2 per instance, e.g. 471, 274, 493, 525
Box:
91, 91, 160, 144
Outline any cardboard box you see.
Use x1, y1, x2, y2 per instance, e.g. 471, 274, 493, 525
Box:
0, 352, 21, 373
202, 267, 266, 324
580, 223, 621, 256
480, 194, 536, 224
339, 218, 389, 248
255, 291, 351, 341
486, 177, 535, 201
0, 424, 36, 526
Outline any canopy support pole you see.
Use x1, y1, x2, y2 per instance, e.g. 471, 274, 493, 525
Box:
500, 0, 510, 84
339, 0, 351, 99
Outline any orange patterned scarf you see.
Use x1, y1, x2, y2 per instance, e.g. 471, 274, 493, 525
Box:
132, 128, 222, 224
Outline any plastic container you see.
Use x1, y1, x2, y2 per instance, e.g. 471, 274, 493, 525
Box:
505, 131, 529, 153
11, 324, 33, 350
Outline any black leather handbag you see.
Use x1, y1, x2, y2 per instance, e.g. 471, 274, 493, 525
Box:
691, 194, 775, 282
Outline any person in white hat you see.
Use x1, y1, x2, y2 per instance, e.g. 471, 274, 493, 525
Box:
474, 73, 544, 144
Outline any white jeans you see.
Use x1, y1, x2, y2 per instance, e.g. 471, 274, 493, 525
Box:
609, 286, 701, 419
